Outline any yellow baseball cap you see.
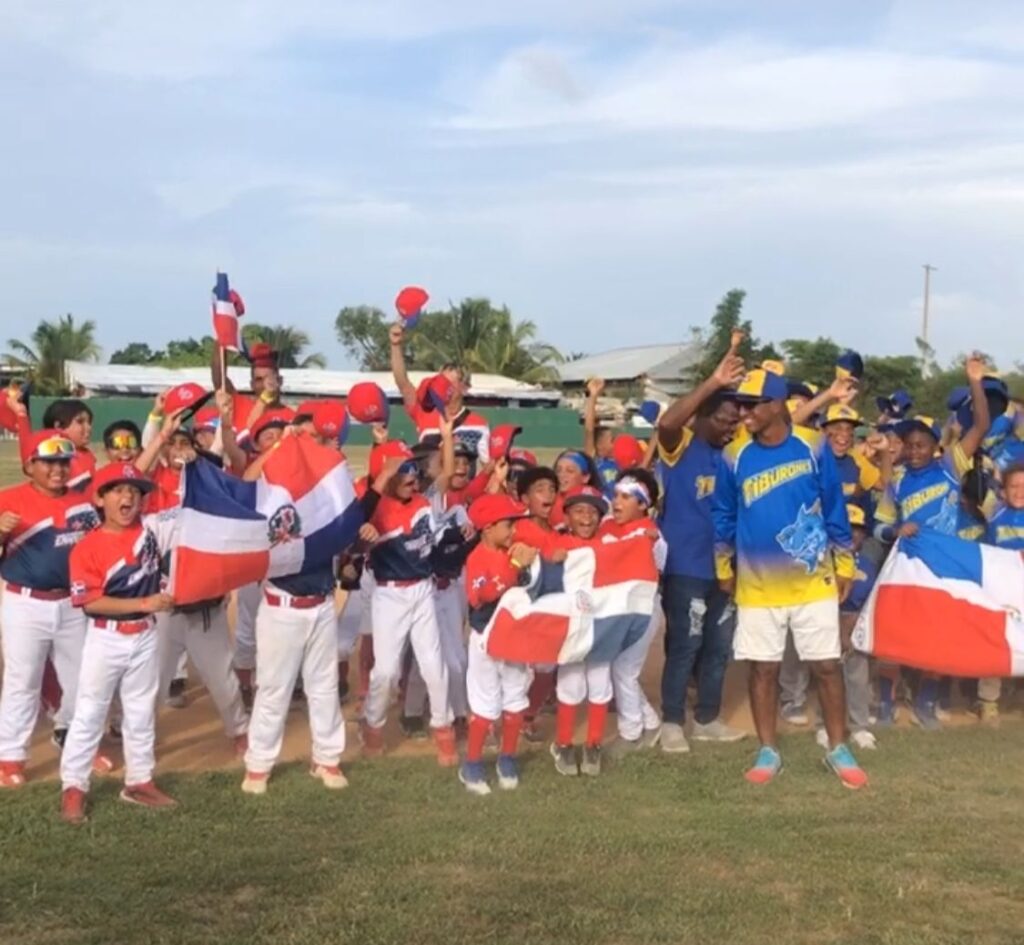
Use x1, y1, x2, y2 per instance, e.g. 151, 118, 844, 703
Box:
822, 404, 861, 426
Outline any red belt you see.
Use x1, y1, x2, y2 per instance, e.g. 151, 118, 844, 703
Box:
264, 591, 327, 610
93, 617, 152, 635
377, 579, 422, 588
5, 583, 69, 602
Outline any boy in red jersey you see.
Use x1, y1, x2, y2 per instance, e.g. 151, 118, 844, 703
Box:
9, 396, 96, 492
60, 464, 179, 824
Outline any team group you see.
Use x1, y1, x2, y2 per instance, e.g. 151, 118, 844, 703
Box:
1, 325, 1023, 824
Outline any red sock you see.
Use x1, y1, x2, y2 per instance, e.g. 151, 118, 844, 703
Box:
501, 711, 525, 756
586, 702, 609, 747
467, 715, 491, 763
556, 701, 576, 747
527, 671, 556, 718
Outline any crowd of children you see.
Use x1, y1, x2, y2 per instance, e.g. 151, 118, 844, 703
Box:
0, 329, 1022, 823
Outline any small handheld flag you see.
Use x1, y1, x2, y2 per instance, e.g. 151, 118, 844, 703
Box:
212, 272, 245, 351
395, 286, 429, 329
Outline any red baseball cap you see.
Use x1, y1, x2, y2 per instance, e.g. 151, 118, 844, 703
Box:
92, 462, 155, 496
294, 399, 320, 420
612, 434, 645, 470
369, 440, 415, 479
489, 424, 522, 460
247, 342, 278, 369
251, 407, 295, 442
417, 375, 455, 414
164, 383, 209, 416
26, 429, 76, 461
312, 401, 350, 445
395, 286, 429, 329
468, 494, 527, 531
508, 447, 537, 468
563, 484, 608, 514
192, 406, 220, 431
347, 382, 390, 425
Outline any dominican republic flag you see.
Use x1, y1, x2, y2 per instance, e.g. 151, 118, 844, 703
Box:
853, 531, 1024, 677
211, 271, 244, 351
483, 541, 659, 665
170, 436, 364, 604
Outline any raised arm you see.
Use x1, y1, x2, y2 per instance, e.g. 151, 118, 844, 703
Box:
215, 389, 248, 475
790, 376, 856, 427
583, 377, 604, 457
210, 344, 237, 395
957, 355, 993, 459
389, 324, 418, 414
658, 347, 745, 454
135, 410, 185, 474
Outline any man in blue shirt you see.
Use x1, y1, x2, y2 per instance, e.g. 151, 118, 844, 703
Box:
655, 349, 746, 753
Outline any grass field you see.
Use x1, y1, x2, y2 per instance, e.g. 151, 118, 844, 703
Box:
3, 443, 1024, 944
2, 727, 1024, 945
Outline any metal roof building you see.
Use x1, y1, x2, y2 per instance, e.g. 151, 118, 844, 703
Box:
556, 343, 700, 398
64, 361, 562, 407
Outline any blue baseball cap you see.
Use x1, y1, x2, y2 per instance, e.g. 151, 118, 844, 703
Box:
895, 415, 942, 441
732, 369, 788, 403
835, 349, 864, 381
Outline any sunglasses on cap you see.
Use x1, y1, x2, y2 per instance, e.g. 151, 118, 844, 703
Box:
108, 433, 139, 450
33, 437, 75, 460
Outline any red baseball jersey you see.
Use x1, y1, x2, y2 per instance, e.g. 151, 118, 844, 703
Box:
465, 542, 524, 632
0, 483, 99, 591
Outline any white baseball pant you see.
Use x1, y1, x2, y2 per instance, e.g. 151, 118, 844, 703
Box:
404, 581, 469, 719
612, 599, 662, 741
466, 631, 532, 720
365, 580, 452, 730
336, 589, 368, 660
60, 621, 160, 791
557, 660, 613, 706
244, 594, 345, 774
157, 604, 249, 738
233, 581, 263, 671
0, 590, 86, 763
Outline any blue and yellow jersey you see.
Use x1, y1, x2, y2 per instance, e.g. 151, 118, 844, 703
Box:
874, 444, 972, 540
981, 403, 1023, 458
833, 447, 880, 499
657, 427, 722, 581
985, 503, 1024, 550
712, 425, 854, 607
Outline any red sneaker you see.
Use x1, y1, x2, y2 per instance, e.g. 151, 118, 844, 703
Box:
432, 726, 459, 768
119, 781, 177, 809
0, 761, 26, 789
241, 770, 268, 795
310, 764, 349, 790
360, 722, 385, 757
61, 787, 88, 825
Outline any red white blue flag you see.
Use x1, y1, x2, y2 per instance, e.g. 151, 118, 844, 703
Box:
212, 271, 244, 351
170, 437, 363, 604
482, 542, 659, 665
854, 531, 1024, 677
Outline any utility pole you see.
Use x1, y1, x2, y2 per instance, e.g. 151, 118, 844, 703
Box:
921, 263, 936, 347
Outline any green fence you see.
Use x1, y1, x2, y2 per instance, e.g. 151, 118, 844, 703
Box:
29, 397, 586, 449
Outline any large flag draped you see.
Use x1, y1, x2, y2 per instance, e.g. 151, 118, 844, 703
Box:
853, 531, 1024, 677
482, 541, 659, 665
170, 436, 363, 604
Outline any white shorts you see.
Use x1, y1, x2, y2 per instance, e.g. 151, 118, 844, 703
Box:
734, 597, 840, 663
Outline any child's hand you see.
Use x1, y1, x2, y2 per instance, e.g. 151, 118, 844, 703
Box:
215, 389, 233, 422
389, 324, 404, 347
586, 377, 605, 398
897, 522, 919, 538
509, 543, 538, 568
145, 593, 175, 613
153, 390, 168, 415
460, 523, 477, 541
965, 354, 987, 383
358, 523, 379, 543
0, 511, 21, 536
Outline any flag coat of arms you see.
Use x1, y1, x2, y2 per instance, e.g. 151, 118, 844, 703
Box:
854, 531, 1024, 677
482, 541, 659, 666
170, 437, 363, 604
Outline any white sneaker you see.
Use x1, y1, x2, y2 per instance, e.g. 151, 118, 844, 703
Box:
781, 703, 809, 726
659, 722, 690, 754
241, 771, 268, 795
310, 764, 349, 790
814, 728, 829, 750
851, 730, 878, 750
640, 725, 662, 748
691, 719, 748, 743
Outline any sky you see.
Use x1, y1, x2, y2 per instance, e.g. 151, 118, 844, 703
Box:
1, 0, 1023, 370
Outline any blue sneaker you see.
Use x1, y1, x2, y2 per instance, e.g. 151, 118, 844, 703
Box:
874, 700, 896, 727
824, 743, 869, 790
458, 760, 491, 796
744, 746, 782, 785
495, 754, 520, 790
911, 700, 942, 731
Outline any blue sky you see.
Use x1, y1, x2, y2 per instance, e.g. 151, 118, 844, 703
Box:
2, 1, 1023, 369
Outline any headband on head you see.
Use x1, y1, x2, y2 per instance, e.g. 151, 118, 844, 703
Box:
560, 451, 589, 475
615, 476, 651, 507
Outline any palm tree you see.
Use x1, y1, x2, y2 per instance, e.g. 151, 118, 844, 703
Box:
242, 323, 326, 369
5, 314, 101, 393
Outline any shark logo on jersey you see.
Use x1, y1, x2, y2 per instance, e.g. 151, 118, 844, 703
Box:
776, 500, 828, 574
925, 493, 959, 536
267, 505, 302, 545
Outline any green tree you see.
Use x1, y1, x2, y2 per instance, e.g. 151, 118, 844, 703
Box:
4, 313, 101, 394
242, 323, 326, 369
780, 338, 843, 389
334, 306, 392, 371
161, 337, 217, 368
110, 342, 163, 365
686, 289, 779, 385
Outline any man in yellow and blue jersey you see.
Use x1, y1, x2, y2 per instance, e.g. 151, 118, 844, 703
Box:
713, 368, 867, 789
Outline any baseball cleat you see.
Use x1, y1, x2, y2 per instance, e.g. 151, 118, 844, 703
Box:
432, 726, 459, 767
399, 714, 427, 740
551, 743, 579, 777
120, 781, 177, 809
0, 761, 27, 789
166, 678, 187, 709
459, 761, 491, 796
60, 787, 88, 826
92, 752, 115, 775
310, 764, 349, 790
495, 754, 520, 790
360, 722, 385, 757
580, 744, 602, 777
241, 771, 269, 795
